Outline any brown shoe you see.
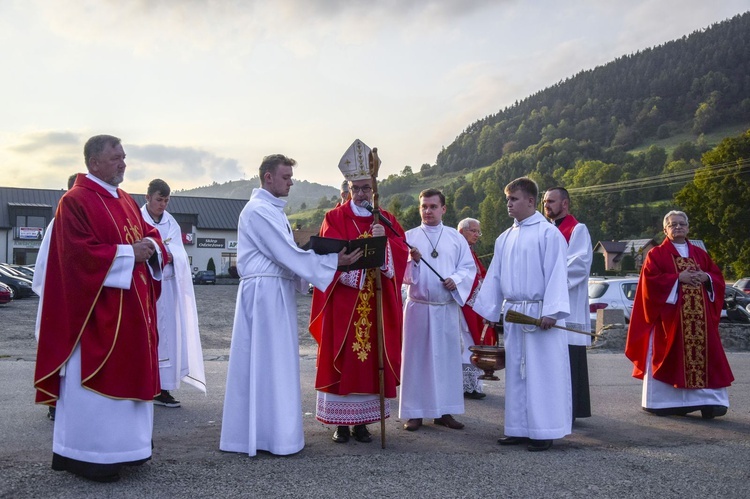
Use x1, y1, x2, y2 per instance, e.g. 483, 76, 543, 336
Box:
434, 414, 464, 429
404, 418, 422, 431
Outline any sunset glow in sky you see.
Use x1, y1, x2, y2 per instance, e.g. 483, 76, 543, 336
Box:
1, 0, 747, 193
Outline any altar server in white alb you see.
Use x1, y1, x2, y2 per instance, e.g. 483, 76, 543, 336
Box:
473, 177, 571, 452
543, 186, 593, 421
141, 179, 206, 407
399, 188, 476, 432
220, 154, 361, 457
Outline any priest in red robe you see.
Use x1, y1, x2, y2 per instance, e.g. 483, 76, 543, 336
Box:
458, 218, 494, 399
34, 135, 166, 482
309, 139, 409, 444
625, 210, 733, 419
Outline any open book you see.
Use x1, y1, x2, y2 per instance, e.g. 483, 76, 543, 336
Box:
309, 235, 387, 271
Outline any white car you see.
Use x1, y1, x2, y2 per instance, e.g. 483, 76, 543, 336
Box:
589, 277, 639, 329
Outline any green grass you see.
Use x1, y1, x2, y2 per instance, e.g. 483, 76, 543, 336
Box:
628, 122, 750, 155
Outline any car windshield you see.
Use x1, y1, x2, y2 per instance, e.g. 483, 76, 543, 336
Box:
589, 282, 609, 299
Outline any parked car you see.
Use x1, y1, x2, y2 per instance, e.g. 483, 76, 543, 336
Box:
0, 266, 34, 298
588, 277, 639, 329
193, 270, 216, 285
733, 278, 750, 295
0, 282, 12, 304
8, 264, 34, 279
723, 285, 750, 323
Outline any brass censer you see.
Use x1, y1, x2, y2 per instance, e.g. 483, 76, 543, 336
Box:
469, 323, 505, 380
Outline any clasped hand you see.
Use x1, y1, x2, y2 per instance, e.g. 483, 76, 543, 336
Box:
679, 269, 707, 286
133, 239, 155, 262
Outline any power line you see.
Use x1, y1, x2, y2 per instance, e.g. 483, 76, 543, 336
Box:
568, 159, 750, 196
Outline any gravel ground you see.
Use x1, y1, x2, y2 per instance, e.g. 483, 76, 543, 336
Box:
2, 286, 750, 498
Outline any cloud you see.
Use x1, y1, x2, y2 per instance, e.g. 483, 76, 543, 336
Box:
33, 0, 507, 57
9, 131, 81, 153
126, 144, 245, 184
0, 130, 244, 191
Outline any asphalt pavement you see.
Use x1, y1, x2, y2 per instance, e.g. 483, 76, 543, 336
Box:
1, 293, 750, 498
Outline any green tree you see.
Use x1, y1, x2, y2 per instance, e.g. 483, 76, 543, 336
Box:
207, 257, 216, 273
675, 129, 750, 277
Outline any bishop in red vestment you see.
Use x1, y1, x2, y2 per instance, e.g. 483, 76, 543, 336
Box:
309, 139, 409, 444
625, 211, 733, 419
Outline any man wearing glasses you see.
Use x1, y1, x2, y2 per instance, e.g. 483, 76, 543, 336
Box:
457, 218, 493, 399
309, 139, 409, 444
625, 210, 733, 419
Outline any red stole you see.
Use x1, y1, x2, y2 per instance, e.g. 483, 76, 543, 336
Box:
309, 203, 408, 397
34, 174, 166, 404
557, 215, 579, 244
625, 238, 733, 389
462, 250, 495, 345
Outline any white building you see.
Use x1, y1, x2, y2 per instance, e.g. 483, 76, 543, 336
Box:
0, 187, 248, 276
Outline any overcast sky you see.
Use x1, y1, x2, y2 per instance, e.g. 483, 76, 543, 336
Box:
1, 0, 747, 193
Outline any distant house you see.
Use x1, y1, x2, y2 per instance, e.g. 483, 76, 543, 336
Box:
593, 237, 707, 271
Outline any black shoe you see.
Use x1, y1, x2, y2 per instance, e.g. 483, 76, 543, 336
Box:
464, 390, 487, 400
352, 424, 372, 443
153, 390, 181, 408
52, 453, 121, 482
332, 426, 350, 443
644, 406, 699, 417
527, 439, 553, 452
47, 407, 56, 421
700, 405, 728, 419
497, 436, 528, 445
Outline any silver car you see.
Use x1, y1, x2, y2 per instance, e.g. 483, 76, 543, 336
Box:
589, 277, 639, 328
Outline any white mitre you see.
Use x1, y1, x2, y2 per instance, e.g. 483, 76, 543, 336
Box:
338, 139, 379, 181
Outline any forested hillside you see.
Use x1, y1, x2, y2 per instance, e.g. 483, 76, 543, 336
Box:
176, 177, 338, 212
336, 12, 750, 276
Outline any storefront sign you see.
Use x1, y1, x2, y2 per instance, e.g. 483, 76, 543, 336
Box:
197, 237, 225, 249
19, 227, 44, 240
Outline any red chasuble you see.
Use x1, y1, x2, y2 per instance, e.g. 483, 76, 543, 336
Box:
309, 203, 408, 398
462, 250, 495, 345
34, 174, 166, 404
625, 238, 733, 389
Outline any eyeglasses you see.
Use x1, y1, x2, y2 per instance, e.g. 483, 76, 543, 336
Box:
466, 229, 482, 236
666, 222, 688, 229
350, 186, 372, 194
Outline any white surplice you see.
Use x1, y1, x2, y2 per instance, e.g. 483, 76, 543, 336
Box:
220, 188, 338, 456
473, 211, 572, 440
141, 206, 206, 393
399, 223, 476, 419
565, 222, 593, 343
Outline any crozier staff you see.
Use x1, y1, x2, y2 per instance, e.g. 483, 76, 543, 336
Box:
309, 139, 408, 447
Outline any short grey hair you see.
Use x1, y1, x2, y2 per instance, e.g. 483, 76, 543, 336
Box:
663, 210, 689, 228
84, 135, 121, 168
458, 218, 480, 231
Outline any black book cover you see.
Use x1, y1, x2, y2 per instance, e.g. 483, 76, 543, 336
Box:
309, 235, 387, 271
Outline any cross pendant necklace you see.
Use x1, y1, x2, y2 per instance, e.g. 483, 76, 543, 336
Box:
421, 226, 444, 258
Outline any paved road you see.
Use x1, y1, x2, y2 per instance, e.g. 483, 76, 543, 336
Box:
1, 288, 749, 498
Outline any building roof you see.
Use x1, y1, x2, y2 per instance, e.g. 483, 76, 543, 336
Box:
594, 241, 627, 253
0, 186, 247, 231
